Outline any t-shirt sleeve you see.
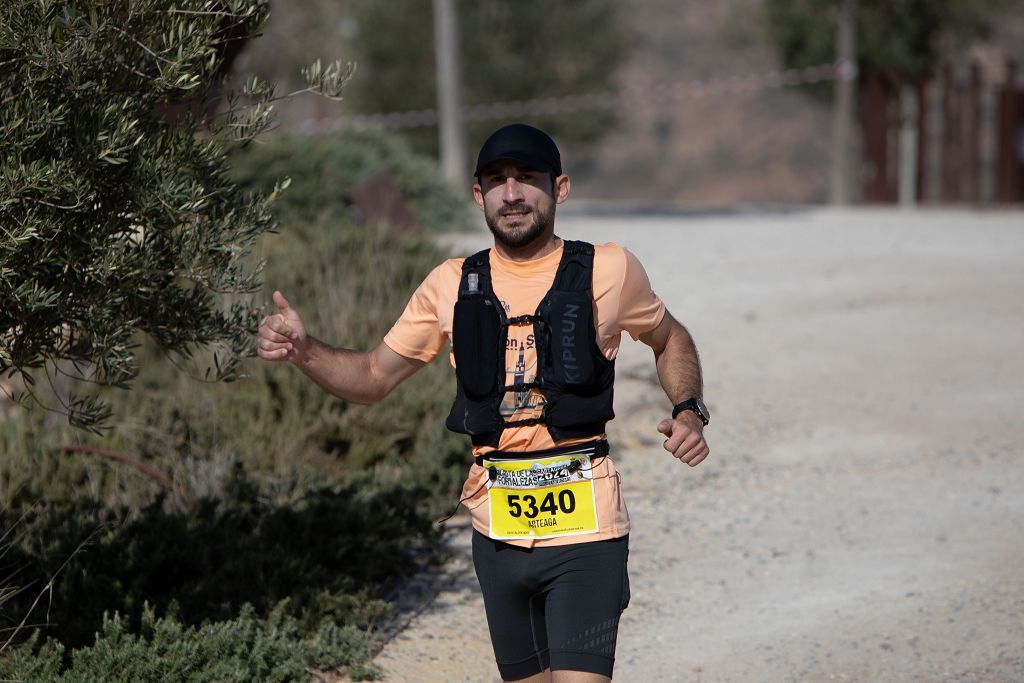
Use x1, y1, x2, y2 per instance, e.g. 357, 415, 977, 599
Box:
383, 264, 449, 363
614, 247, 666, 341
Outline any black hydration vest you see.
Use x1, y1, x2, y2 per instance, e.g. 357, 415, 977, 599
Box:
445, 240, 615, 448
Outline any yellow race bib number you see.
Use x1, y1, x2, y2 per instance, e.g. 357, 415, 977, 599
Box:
484, 454, 599, 540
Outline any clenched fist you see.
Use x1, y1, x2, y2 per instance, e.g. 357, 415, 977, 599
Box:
257, 291, 308, 363
657, 412, 709, 467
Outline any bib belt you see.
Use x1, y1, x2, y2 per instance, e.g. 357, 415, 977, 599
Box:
475, 438, 609, 467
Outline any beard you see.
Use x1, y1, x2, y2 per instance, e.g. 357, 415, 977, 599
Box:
484, 201, 555, 249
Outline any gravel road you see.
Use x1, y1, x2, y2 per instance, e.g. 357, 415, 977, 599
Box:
370, 207, 1024, 683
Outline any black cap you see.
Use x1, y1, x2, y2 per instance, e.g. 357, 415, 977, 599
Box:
474, 124, 562, 178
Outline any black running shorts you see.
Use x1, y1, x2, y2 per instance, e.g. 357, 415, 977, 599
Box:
472, 531, 630, 680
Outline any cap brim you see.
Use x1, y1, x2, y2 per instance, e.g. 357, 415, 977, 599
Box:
475, 152, 554, 176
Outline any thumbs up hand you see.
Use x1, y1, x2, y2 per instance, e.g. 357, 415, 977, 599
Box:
257, 290, 309, 363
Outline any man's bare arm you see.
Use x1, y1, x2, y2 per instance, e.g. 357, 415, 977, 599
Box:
292, 338, 425, 403
638, 311, 710, 467
257, 291, 426, 403
638, 311, 703, 403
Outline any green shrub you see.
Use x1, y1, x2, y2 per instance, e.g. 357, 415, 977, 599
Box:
0, 132, 476, 679
230, 131, 475, 231
0, 603, 379, 682
2, 468, 432, 648
0, 214, 471, 672
1, 213, 469, 514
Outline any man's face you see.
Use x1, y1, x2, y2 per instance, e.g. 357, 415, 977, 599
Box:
473, 162, 566, 250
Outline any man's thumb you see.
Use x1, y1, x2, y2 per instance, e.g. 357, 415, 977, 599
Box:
273, 290, 292, 314
657, 419, 673, 435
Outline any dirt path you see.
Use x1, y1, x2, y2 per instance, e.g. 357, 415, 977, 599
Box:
370, 207, 1024, 683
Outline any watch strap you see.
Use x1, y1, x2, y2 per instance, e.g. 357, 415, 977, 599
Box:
672, 398, 709, 425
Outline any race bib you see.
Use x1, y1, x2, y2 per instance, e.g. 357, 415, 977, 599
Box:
484, 454, 599, 540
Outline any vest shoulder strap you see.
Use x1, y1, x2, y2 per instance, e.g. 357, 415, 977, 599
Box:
459, 248, 492, 294
459, 241, 594, 293
462, 248, 491, 272
551, 240, 595, 292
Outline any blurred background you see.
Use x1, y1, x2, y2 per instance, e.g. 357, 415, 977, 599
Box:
232, 0, 1024, 206
3, 2, 1024, 681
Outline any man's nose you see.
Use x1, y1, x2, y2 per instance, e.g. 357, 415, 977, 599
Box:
502, 177, 525, 202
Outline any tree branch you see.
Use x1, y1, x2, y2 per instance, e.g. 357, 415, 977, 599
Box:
57, 445, 195, 507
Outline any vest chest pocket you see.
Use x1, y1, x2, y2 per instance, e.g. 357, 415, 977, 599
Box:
453, 295, 502, 399
543, 290, 596, 387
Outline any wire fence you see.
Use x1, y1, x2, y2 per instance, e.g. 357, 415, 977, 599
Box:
297, 61, 850, 134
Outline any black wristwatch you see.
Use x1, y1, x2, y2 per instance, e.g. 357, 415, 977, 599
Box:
672, 397, 710, 425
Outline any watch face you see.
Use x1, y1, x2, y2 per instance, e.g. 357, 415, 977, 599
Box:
694, 397, 710, 423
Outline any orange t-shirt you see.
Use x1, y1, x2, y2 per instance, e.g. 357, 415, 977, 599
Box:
383, 240, 666, 547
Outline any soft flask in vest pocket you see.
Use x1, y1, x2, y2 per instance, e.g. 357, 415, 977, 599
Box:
452, 294, 501, 399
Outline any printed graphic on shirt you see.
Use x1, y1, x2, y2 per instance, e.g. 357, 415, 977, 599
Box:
500, 299, 546, 423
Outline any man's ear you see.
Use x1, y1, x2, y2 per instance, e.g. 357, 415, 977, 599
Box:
472, 182, 485, 210
554, 174, 571, 204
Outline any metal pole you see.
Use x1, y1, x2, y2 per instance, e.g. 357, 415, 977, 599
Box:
433, 0, 467, 184
898, 83, 919, 206
830, 0, 857, 205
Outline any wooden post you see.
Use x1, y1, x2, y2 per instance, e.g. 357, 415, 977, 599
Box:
433, 0, 467, 184
967, 62, 982, 203
830, 0, 857, 205
996, 60, 1023, 203
861, 75, 887, 202
916, 79, 928, 202
941, 64, 960, 202
898, 81, 919, 207
861, 74, 899, 202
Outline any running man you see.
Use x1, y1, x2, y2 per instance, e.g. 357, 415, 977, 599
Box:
257, 124, 710, 682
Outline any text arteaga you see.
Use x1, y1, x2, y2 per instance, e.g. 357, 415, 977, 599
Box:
491, 460, 584, 489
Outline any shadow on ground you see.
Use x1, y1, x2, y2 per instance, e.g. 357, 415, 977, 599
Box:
2, 474, 442, 651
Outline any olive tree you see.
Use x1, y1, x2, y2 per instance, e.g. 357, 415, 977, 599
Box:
0, 0, 350, 429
